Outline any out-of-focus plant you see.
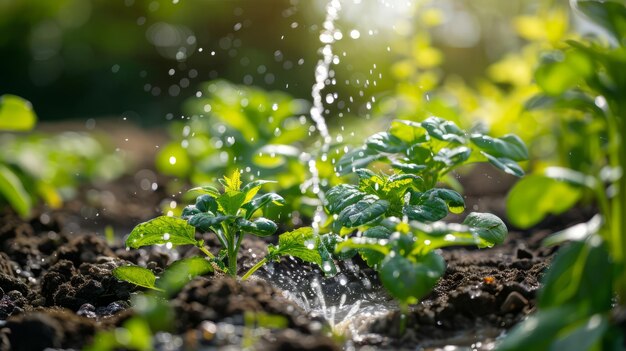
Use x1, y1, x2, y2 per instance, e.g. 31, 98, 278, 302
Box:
323, 117, 527, 331
0, 94, 126, 218
157, 80, 316, 223
500, 1, 626, 349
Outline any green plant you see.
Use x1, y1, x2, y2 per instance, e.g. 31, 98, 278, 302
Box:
324, 117, 527, 329
116, 170, 337, 283
500, 1, 626, 349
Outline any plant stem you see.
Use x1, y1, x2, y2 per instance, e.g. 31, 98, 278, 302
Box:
241, 258, 268, 280
197, 245, 215, 259
399, 303, 408, 336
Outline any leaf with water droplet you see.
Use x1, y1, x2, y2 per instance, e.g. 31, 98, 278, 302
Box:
420, 117, 465, 143
237, 217, 278, 237
126, 216, 199, 249
320, 233, 356, 260
195, 194, 218, 213
112, 265, 161, 291
379, 251, 445, 304
404, 188, 465, 222
481, 152, 525, 177
241, 179, 276, 204
241, 192, 285, 219
188, 213, 231, 232
325, 184, 366, 214
337, 197, 389, 228
358, 226, 393, 267
463, 212, 507, 246
188, 185, 221, 198
365, 132, 407, 153
267, 227, 335, 276
335, 147, 381, 175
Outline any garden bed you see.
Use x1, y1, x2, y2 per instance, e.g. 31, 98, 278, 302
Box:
0, 127, 592, 350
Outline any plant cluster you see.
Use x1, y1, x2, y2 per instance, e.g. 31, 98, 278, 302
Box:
499, 1, 626, 349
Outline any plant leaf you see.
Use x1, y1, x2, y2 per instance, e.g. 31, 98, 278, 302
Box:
389, 119, 427, 144
471, 134, 528, 161
188, 213, 231, 232
337, 197, 390, 228
325, 184, 366, 214
267, 227, 335, 275
421, 116, 465, 143
242, 192, 285, 219
217, 191, 246, 215
481, 152, 525, 177
237, 217, 278, 236
112, 265, 161, 291
506, 175, 582, 229
241, 179, 275, 204
195, 194, 218, 213
463, 212, 507, 246
379, 252, 445, 304
365, 132, 406, 153
335, 147, 381, 175
0, 164, 32, 218
126, 216, 199, 249
0, 94, 37, 131
188, 185, 221, 198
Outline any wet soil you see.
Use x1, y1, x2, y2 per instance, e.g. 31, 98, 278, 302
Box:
0, 129, 592, 350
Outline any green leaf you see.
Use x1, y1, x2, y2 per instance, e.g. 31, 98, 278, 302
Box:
242, 192, 285, 219
389, 119, 428, 144
0, 164, 32, 218
497, 306, 585, 351
241, 179, 276, 203
360, 226, 393, 267
335, 147, 381, 175
576, 1, 626, 46
379, 252, 445, 304
181, 205, 201, 220
534, 50, 593, 96
268, 227, 335, 274
470, 134, 528, 161
221, 169, 242, 192
404, 188, 465, 222
157, 257, 214, 295
337, 197, 390, 228
506, 175, 582, 229
550, 314, 608, 351
188, 213, 231, 232
433, 147, 471, 167
126, 216, 198, 249
391, 161, 427, 174
325, 184, 366, 214
0, 94, 37, 131
365, 132, 406, 153
112, 265, 161, 291
335, 236, 391, 265
237, 217, 278, 236
463, 212, 508, 246
320, 233, 357, 260
542, 215, 603, 247
195, 194, 218, 213
188, 185, 221, 198
481, 152, 525, 177
421, 116, 465, 143
217, 190, 246, 215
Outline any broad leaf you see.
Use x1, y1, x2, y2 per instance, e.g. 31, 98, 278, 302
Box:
335, 147, 381, 175
188, 213, 231, 232
433, 146, 471, 167
506, 175, 582, 229
470, 134, 528, 161
389, 119, 427, 144
481, 152, 525, 177
325, 184, 366, 214
112, 265, 160, 291
404, 188, 465, 222
267, 227, 335, 275
220, 169, 242, 192
379, 252, 445, 304
237, 217, 278, 236
360, 226, 392, 266
337, 197, 390, 228
242, 192, 285, 219
195, 194, 218, 213
421, 116, 465, 143
463, 212, 507, 246
188, 185, 221, 198
126, 216, 199, 249
217, 191, 246, 215
0, 94, 37, 131
391, 161, 427, 174
241, 179, 275, 204
365, 132, 406, 153
320, 233, 357, 260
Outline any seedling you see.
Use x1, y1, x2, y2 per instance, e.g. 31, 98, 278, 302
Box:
115, 170, 337, 289
325, 117, 526, 330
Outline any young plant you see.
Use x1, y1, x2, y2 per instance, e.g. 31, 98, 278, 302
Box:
116, 170, 337, 286
325, 117, 526, 328
500, 1, 626, 349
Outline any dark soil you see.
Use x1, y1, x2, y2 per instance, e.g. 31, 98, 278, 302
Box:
0, 131, 590, 350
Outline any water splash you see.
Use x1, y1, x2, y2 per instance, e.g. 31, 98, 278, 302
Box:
305, 0, 342, 235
